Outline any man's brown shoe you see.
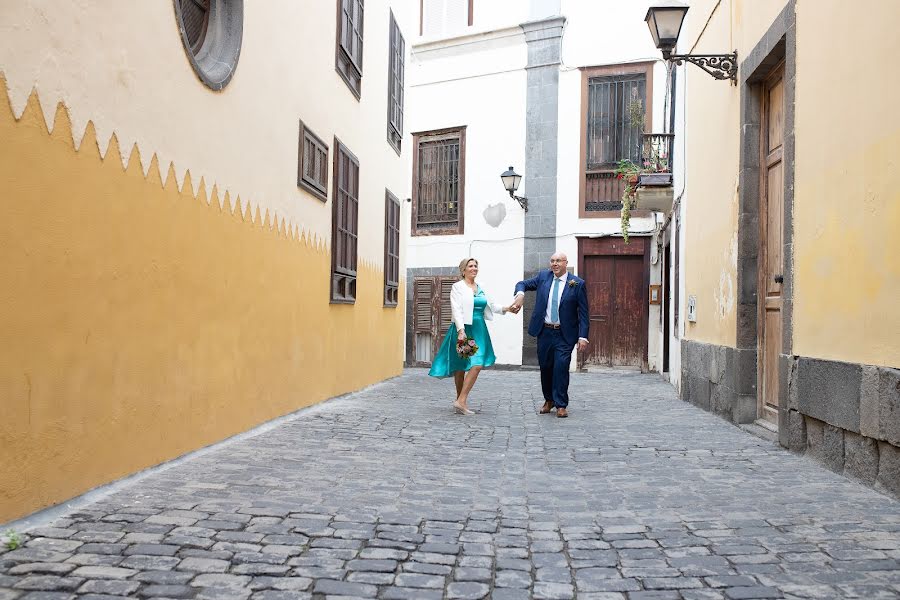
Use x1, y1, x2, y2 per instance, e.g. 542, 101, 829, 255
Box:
539, 401, 553, 414
557, 408, 568, 418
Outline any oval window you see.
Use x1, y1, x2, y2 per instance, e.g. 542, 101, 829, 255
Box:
174, 0, 243, 90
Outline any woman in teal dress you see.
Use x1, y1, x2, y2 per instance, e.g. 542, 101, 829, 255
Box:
429, 257, 519, 415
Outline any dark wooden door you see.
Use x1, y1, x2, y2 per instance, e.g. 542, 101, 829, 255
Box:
759, 63, 785, 425
581, 248, 646, 369
583, 256, 613, 365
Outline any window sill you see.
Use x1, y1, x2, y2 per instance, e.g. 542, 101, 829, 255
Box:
299, 179, 328, 203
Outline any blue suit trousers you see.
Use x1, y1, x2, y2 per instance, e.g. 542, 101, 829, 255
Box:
537, 327, 574, 408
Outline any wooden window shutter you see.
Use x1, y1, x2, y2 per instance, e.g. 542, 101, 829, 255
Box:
298, 120, 329, 201
384, 190, 401, 306
412, 127, 465, 236
437, 277, 456, 336
387, 13, 405, 153
336, 0, 364, 97
331, 139, 359, 302
413, 279, 434, 335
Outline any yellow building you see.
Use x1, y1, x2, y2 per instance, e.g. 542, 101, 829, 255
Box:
673, 0, 900, 495
0, 1, 410, 523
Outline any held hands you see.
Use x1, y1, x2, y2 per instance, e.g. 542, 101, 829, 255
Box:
504, 304, 521, 315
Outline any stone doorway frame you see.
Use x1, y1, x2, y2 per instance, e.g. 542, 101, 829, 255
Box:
736, 1, 796, 441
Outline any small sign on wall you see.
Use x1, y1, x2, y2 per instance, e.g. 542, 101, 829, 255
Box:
649, 284, 661, 305
687, 295, 697, 322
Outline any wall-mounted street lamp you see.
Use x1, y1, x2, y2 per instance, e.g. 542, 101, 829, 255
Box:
645, 1, 737, 83
500, 166, 528, 212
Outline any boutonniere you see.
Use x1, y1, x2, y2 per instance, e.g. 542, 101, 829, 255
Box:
567, 280, 578, 288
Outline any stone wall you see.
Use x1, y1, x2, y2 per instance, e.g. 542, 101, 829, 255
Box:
682, 340, 900, 499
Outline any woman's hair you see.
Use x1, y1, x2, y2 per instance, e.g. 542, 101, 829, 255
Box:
458, 257, 478, 276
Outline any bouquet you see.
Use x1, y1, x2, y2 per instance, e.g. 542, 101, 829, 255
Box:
456, 336, 479, 358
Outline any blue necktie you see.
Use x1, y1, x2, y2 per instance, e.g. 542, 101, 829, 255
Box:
550, 277, 560, 323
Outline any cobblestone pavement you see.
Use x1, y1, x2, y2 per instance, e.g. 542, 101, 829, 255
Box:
2, 369, 899, 600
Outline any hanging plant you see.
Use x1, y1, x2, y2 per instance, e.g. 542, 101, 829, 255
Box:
614, 159, 641, 243
627, 93, 645, 130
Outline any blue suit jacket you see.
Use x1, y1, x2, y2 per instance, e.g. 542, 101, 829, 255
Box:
515, 270, 590, 347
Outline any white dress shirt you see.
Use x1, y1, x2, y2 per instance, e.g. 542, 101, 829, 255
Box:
545, 272, 567, 324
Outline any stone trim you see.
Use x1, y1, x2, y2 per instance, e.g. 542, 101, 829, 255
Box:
519, 15, 565, 366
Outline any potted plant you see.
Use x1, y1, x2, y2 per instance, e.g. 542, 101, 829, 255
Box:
614, 159, 641, 243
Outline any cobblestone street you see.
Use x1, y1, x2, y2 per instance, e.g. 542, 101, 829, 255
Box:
2, 369, 899, 599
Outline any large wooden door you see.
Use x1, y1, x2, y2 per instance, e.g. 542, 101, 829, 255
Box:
579, 237, 648, 369
412, 276, 457, 365
759, 64, 785, 424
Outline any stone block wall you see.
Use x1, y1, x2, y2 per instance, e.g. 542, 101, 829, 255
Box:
682, 339, 900, 498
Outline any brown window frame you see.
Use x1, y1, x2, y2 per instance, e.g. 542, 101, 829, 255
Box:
387, 11, 405, 155
411, 126, 466, 237
335, 0, 365, 99
331, 138, 360, 304
578, 62, 654, 219
384, 190, 401, 307
297, 119, 329, 202
419, 0, 474, 36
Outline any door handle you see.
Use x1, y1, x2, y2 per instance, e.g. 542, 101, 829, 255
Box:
774, 274, 784, 284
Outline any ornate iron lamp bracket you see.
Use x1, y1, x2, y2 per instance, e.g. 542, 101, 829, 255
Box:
670, 51, 738, 82
508, 192, 528, 212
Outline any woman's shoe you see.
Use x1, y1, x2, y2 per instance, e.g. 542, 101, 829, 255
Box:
453, 402, 475, 416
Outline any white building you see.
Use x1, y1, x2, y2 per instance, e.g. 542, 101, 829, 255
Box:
400, 0, 684, 386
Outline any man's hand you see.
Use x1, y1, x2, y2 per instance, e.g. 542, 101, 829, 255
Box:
577, 338, 589, 352
505, 305, 521, 314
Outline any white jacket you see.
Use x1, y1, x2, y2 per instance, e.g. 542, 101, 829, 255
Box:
450, 279, 507, 333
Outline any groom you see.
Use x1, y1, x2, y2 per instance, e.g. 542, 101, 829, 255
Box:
512, 252, 589, 418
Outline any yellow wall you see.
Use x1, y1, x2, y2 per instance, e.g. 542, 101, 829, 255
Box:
0, 81, 404, 523
682, 0, 791, 347
792, 0, 900, 367
681, 0, 740, 346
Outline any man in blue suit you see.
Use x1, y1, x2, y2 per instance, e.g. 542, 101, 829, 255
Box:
512, 251, 589, 418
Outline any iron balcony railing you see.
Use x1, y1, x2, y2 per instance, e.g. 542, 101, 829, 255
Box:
640, 133, 674, 187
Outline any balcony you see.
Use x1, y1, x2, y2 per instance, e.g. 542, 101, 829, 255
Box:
636, 133, 675, 213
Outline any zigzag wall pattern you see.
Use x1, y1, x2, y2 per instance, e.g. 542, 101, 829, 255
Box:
0, 75, 403, 523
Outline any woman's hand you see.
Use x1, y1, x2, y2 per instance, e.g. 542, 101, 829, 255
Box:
458, 330, 466, 341
504, 305, 521, 314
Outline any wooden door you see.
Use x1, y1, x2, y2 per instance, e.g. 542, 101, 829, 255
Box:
412, 276, 457, 365
759, 64, 785, 424
584, 256, 613, 365
581, 249, 646, 368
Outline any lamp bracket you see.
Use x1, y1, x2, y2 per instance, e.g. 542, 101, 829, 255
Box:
669, 51, 737, 82
509, 192, 528, 212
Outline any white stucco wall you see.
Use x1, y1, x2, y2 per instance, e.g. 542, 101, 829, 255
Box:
405, 26, 528, 364
0, 0, 412, 262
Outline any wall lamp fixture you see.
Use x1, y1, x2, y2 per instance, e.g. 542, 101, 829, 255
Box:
500, 166, 528, 212
646, 1, 737, 83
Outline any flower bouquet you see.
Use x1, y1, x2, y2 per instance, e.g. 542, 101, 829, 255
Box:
456, 336, 479, 359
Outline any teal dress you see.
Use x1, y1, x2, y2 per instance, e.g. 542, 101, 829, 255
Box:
428, 287, 497, 378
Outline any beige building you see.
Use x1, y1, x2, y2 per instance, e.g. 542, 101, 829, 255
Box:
668, 0, 900, 495
0, 1, 411, 523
